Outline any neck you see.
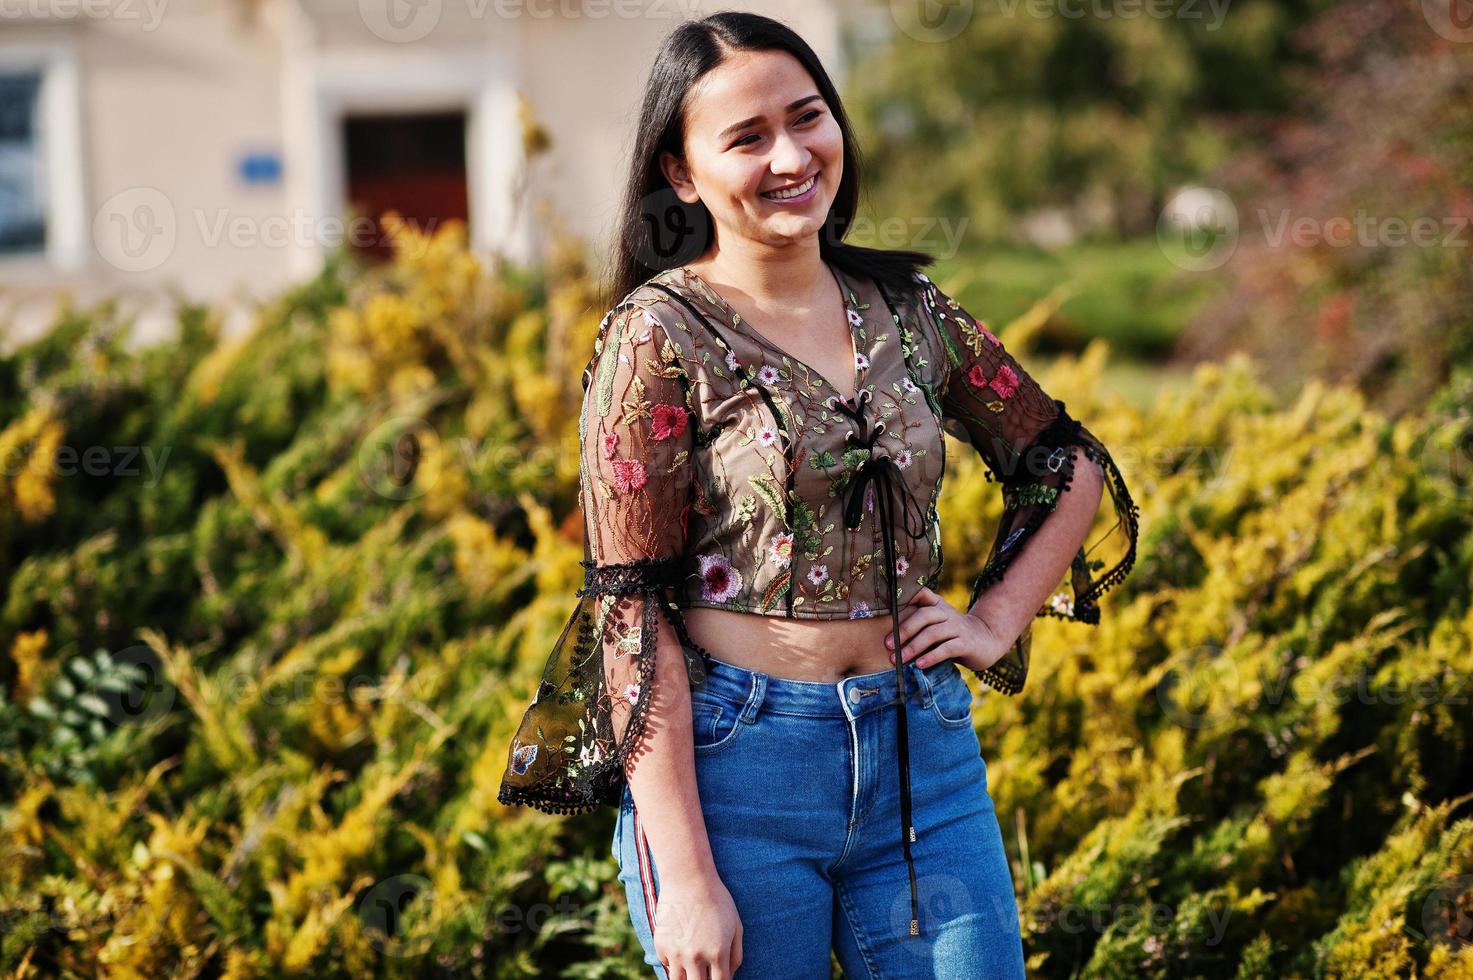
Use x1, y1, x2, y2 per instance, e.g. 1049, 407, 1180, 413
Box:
691, 236, 829, 313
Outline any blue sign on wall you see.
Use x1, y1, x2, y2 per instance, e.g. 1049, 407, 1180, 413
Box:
237, 150, 283, 185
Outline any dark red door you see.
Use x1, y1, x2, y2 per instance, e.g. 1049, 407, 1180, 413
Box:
342, 110, 469, 263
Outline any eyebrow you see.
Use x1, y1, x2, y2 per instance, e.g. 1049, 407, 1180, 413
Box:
717, 94, 824, 141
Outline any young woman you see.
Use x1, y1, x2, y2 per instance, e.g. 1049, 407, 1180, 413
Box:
499, 11, 1140, 979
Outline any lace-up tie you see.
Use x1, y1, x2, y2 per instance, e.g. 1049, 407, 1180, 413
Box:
829, 386, 933, 937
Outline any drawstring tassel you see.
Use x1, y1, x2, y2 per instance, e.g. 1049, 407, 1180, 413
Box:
837, 390, 931, 940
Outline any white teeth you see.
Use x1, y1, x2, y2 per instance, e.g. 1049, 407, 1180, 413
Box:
763, 174, 816, 200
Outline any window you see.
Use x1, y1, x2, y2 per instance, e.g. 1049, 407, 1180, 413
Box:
0, 72, 45, 256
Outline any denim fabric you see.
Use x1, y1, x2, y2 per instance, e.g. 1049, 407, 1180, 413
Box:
612, 653, 1027, 979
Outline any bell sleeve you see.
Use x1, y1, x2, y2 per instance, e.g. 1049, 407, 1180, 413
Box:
914, 272, 1141, 696
497, 300, 707, 815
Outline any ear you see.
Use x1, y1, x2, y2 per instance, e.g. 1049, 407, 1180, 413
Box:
659, 150, 700, 205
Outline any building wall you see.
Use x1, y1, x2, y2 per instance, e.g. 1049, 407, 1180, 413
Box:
0, 0, 849, 349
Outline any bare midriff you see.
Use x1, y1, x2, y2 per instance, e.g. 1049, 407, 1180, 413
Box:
681, 605, 901, 682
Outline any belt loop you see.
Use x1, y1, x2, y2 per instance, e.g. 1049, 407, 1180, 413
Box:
740, 672, 766, 724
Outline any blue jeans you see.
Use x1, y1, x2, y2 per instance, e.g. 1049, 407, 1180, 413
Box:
612, 653, 1026, 979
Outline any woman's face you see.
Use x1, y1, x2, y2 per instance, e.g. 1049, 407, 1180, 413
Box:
661, 47, 844, 256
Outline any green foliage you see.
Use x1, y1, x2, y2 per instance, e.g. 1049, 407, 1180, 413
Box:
845, 0, 1325, 241
1, 220, 1470, 976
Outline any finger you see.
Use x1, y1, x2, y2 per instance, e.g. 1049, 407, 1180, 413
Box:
895, 620, 959, 665
914, 637, 969, 669
908, 585, 941, 606
886, 606, 943, 655
730, 932, 744, 975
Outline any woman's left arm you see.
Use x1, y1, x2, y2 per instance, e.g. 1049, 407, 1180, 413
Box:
890, 272, 1140, 691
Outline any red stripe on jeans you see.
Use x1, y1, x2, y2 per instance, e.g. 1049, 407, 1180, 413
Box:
633, 804, 658, 935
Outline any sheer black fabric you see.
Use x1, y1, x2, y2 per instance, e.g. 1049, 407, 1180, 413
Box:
911, 272, 1141, 695
498, 303, 711, 815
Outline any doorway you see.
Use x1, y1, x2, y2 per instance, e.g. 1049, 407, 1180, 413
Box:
341, 110, 468, 263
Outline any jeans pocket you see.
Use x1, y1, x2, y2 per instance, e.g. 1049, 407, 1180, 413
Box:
690, 694, 746, 755
927, 661, 975, 729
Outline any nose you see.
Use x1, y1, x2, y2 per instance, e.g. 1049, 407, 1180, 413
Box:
768, 128, 812, 176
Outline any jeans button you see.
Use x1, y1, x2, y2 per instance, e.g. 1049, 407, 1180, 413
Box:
847, 686, 862, 705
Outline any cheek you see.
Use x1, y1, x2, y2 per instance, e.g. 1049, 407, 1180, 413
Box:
813, 120, 844, 165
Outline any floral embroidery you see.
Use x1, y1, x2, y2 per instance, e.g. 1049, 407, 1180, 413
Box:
651, 403, 688, 441
610, 458, 646, 494
498, 264, 1140, 819
768, 532, 794, 567
967, 361, 1018, 399
699, 552, 743, 602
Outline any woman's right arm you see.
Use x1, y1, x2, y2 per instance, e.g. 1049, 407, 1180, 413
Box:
583, 301, 744, 978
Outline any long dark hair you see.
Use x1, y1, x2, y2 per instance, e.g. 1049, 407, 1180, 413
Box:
602, 10, 935, 309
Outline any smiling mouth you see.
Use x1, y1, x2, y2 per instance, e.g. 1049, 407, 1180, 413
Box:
760, 172, 818, 201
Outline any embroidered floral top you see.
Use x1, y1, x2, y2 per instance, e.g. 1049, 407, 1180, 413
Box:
498, 261, 1140, 825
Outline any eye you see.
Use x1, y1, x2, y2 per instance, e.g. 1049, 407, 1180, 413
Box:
733, 133, 761, 148
796, 109, 823, 124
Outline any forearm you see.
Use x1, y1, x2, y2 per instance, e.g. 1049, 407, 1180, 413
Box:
622, 613, 719, 884
968, 447, 1105, 646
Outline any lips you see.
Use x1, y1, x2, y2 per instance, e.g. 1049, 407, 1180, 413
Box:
761, 172, 818, 200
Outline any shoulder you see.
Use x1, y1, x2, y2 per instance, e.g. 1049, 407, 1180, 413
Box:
602, 274, 710, 361
594, 286, 673, 352
886, 269, 944, 334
